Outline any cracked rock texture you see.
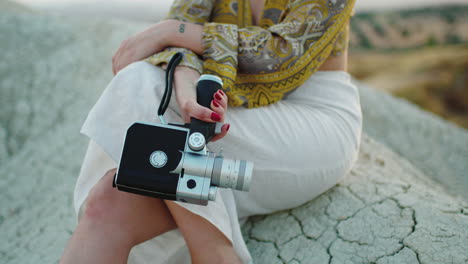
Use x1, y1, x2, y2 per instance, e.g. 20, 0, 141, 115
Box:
358, 83, 468, 200
243, 136, 468, 263
1, 2, 467, 263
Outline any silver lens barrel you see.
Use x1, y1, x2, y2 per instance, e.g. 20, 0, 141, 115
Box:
212, 157, 253, 191
172, 152, 253, 192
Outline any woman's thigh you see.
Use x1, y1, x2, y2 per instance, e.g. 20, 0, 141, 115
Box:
83, 168, 177, 245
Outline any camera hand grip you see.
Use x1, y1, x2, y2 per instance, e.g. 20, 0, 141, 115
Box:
190, 75, 224, 142
196, 75, 223, 108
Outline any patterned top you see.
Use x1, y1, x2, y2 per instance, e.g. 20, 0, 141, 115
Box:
145, 0, 355, 108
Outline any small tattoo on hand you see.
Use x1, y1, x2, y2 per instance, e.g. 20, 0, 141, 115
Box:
179, 23, 185, 33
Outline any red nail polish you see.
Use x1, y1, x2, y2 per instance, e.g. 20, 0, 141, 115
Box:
212, 100, 220, 107
225, 124, 230, 132
219, 89, 225, 96
214, 93, 222, 101
211, 112, 221, 122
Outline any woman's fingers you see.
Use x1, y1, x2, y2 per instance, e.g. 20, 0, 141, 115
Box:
112, 41, 127, 75
182, 100, 224, 123
209, 89, 228, 120
209, 90, 229, 141
213, 90, 228, 110
211, 123, 230, 142
180, 99, 230, 141
112, 55, 117, 75
190, 99, 229, 141
210, 99, 225, 117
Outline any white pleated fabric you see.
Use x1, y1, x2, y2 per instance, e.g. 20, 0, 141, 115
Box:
74, 61, 362, 263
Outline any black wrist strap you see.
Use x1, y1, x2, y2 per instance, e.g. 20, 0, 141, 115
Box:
158, 52, 183, 121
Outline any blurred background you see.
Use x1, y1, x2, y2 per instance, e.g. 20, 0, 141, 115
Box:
348, 2, 468, 130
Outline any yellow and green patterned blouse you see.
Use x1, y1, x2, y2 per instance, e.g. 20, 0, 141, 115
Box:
145, 0, 356, 108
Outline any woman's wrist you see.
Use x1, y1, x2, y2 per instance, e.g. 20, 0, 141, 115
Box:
174, 66, 200, 102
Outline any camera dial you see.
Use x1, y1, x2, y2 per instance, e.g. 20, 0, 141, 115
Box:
149, 150, 168, 168
188, 132, 206, 151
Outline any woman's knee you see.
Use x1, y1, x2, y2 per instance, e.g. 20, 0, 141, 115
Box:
83, 169, 177, 243
83, 169, 146, 226
301, 115, 360, 173
83, 169, 121, 223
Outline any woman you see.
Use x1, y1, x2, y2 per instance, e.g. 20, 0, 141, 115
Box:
60, 0, 362, 263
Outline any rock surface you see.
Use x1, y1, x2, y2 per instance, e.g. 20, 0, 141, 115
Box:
0, 3, 146, 263
359, 82, 468, 200
0, 2, 467, 264
242, 135, 468, 263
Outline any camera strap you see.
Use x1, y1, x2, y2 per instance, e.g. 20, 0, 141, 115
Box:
158, 52, 183, 124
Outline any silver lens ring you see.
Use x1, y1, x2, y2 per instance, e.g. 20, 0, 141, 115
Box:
211, 157, 253, 191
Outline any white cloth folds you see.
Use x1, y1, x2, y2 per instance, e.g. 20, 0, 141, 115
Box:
74, 61, 362, 263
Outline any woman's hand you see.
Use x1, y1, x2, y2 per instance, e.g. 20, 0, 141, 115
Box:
112, 21, 172, 75
174, 66, 230, 142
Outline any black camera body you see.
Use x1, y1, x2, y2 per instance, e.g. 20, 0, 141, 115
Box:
113, 74, 253, 205
115, 122, 190, 202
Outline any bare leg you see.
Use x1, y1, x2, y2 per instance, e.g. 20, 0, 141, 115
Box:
60, 169, 177, 264
61, 169, 241, 263
165, 201, 242, 264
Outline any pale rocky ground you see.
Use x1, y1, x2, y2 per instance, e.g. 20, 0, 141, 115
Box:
0, 1, 467, 263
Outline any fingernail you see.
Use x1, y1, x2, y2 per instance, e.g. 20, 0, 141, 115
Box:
212, 100, 220, 107
225, 124, 230, 132
211, 112, 221, 122
214, 93, 222, 101
219, 89, 225, 96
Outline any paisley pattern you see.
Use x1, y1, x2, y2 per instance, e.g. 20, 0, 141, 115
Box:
145, 0, 355, 108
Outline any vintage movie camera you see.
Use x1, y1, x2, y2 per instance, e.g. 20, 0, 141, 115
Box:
113, 53, 253, 205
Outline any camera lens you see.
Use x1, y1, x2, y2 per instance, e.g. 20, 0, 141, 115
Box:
171, 152, 253, 193
211, 156, 253, 191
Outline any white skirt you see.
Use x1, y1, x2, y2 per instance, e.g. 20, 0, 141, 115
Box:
74, 61, 363, 263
